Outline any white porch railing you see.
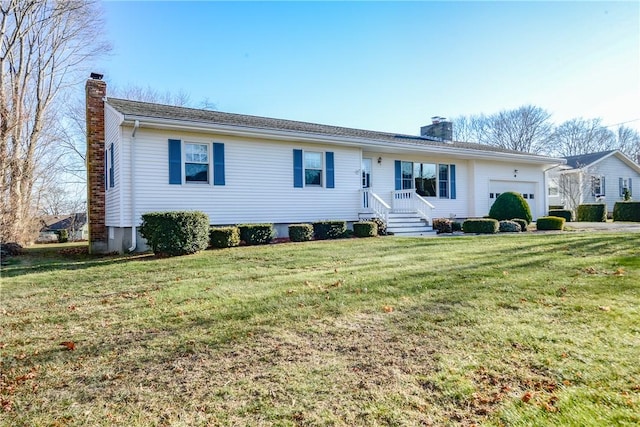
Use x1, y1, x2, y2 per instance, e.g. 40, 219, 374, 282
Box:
392, 189, 435, 222
361, 189, 390, 223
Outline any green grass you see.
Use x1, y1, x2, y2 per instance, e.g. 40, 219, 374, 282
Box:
1, 234, 639, 426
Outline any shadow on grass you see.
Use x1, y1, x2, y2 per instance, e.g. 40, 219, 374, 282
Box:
1, 244, 158, 278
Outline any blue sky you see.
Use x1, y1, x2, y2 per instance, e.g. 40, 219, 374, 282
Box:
97, 1, 640, 135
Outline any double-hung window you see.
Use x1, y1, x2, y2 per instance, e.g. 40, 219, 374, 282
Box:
185, 143, 209, 183
439, 164, 449, 198
591, 175, 603, 196
304, 152, 323, 186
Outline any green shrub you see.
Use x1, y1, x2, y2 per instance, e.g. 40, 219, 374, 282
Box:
313, 221, 347, 240
369, 217, 387, 235
512, 218, 528, 232
57, 229, 69, 243
613, 201, 640, 222
451, 221, 462, 232
432, 218, 453, 234
499, 220, 521, 233
462, 218, 499, 234
488, 192, 532, 224
353, 221, 378, 238
140, 211, 209, 256
549, 205, 564, 210
536, 216, 566, 230
288, 224, 314, 242
548, 209, 573, 222
238, 223, 274, 245
209, 226, 240, 248
576, 204, 607, 222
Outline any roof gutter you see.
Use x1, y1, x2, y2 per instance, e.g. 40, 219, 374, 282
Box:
120, 115, 565, 166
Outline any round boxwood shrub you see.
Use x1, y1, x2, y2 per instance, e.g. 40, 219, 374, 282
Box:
140, 211, 210, 256
511, 218, 528, 232
209, 226, 240, 248
489, 192, 532, 224
613, 201, 640, 222
536, 216, 565, 231
313, 221, 347, 240
462, 218, 499, 234
576, 204, 607, 222
238, 223, 274, 245
353, 221, 378, 237
288, 224, 314, 242
548, 209, 573, 222
499, 220, 522, 233
451, 221, 462, 232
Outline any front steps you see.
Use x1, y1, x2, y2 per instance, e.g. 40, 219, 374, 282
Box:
386, 212, 435, 236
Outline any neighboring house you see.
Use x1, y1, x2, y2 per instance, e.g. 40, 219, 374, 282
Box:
548, 150, 640, 213
39, 213, 88, 241
85, 75, 564, 253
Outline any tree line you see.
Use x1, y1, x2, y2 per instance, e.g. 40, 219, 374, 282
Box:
451, 105, 640, 160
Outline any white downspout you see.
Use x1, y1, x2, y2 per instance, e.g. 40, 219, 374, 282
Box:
127, 120, 140, 252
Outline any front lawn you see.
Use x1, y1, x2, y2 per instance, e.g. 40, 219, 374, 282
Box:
1, 234, 639, 426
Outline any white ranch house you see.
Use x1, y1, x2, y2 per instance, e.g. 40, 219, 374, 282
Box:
86, 76, 564, 253
548, 150, 640, 213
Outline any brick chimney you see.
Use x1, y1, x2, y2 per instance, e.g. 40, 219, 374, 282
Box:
86, 74, 108, 254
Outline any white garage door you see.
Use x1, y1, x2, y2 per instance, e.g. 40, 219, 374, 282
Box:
489, 180, 537, 215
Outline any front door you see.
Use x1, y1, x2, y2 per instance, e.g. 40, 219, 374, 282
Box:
362, 158, 372, 188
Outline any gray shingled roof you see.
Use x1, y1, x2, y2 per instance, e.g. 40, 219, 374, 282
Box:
564, 150, 616, 168
106, 98, 553, 158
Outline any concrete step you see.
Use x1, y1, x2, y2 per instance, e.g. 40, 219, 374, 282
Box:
387, 225, 434, 233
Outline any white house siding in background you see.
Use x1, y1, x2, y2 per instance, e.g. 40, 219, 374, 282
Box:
584, 155, 639, 211
548, 151, 640, 212
121, 128, 362, 226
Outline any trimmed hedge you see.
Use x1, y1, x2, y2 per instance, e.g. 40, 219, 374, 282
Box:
369, 217, 387, 235
288, 224, 314, 242
488, 191, 532, 224
140, 211, 209, 256
463, 218, 499, 234
57, 229, 69, 243
577, 204, 607, 222
548, 209, 573, 222
209, 226, 240, 248
313, 221, 347, 240
451, 221, 462, 232
613, 201, 640, 222
536, 216, 565, 230
353, 221, 378, 238
499, 220, 521, 232
512, 218, 528, 232
238, 223, 274, 245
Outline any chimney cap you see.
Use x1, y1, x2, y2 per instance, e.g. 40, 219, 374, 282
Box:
90, 72, 104, 80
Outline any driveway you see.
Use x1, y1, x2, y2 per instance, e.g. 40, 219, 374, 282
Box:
561, 221, 640, 232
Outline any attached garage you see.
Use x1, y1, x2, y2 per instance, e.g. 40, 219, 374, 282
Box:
488, 180, 538, 215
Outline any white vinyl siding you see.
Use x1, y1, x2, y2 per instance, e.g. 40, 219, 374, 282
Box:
126, 129, 360, 226
104, 105, 124, 227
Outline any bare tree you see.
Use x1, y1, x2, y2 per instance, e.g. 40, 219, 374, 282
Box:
548, 118, 617, 157
479, 105, 553, 154
615, 125, 640, 162
0, 0, 109, 244
451, 114, 484, 143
